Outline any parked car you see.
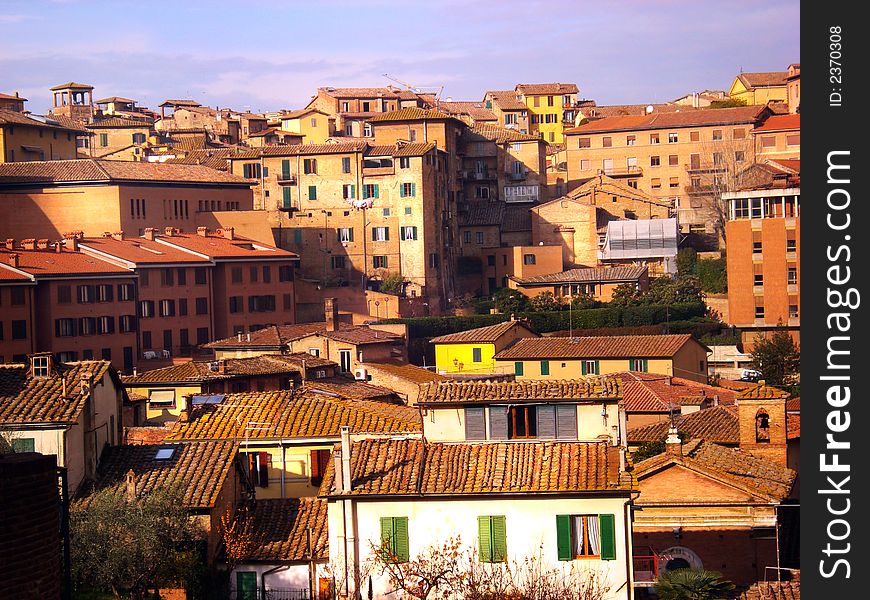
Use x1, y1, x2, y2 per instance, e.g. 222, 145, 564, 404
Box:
739, 368, 762, 382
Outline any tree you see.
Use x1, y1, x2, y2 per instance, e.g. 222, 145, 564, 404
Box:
529, 291, 562, 312
492, 288, 530, 314
221, 505, 255, 573
646, 276, 704, 305
654, 568, 734, 600
676, 248, 698, 278
609, 283, 644, 306
380, 271, 405, 296
71, 485, 203, 599
707, 98, 747, 108
749, 325, 800, 386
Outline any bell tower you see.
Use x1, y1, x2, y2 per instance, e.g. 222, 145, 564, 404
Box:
49, 82, 94, 124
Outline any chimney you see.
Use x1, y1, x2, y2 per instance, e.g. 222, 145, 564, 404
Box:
665, 427, 682, 456
325, 297, 338, 332
197, 226, 209, 237
163, 227, 174, 237
143, 228, 157, 241
237, 332, 242, 342
246, 332, 251, 342
340, 425, 352, 492
221, 227, 235, 240
21, 238, 36, 250
79, 371, 94, 395
4, 238, 14, 250
333, 446, 344, 493
62, 234, 78, 251
36, 239, 49, 250
7, 253, 19, 268
111, 231, 124, 241
217, 358, 227, 374
132, 366, 138, 377
179, 395, 193, 423
125, 469, 137, 501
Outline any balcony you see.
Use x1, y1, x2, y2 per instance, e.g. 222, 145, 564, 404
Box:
277, 173, 296, 185
685, 163, 727, 175
594, 166, 642, 178
362, 166, 395, 176
508, 170, 528, 181
633, 552, 662, 586
462, 170, 496, 181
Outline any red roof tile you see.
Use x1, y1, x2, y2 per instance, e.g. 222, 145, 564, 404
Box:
737, 71, 789, 89
512, 267, 648, 286
494, 334, 701, 360
566, 106, 763, 135
430, 320, 537, 344
153, 231, 297, 261
0, 247, 133, 277
418, 376, 622, 405
627, 405, 739, 444
0, 159, 254, 186
368, 108, 462, 123
79, 235, 210, 265
242, 498, 328, 562
517, 83, 579, 95
754, 114, 800, 132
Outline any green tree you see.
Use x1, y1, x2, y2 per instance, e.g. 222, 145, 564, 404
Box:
609, 283, 644, 306
71, 486, 203, 599
492, 288, 530, 314
647, 276, 704, 305
655, 568, 734, 600
750, 325, 800, 386
379, 271, 405, 296
676, 248, 698, 278
529, 291, 561, 312
695, 256, 727, 294
707, 97, 747, 108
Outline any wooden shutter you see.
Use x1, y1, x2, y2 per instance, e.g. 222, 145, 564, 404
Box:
556, 515, 572, 561
540, 360, 550, 376
478, 516, 492, 562
599, 514, 616, 560
642, 358, 649, 372
294, 228, 302, 243
309, 185, 317, 200
380, 517, 393, 559
310, 449, 322, 483
394, 517, 409, 562
464, 407, 486, 440
593, 360, 600, 375
411, 183, 416, 197
258, 451, 269, 487
491, 515, 507, 562
489, 406, 508, 440
537, 405, 556, 439
283, 186, 291, 206
281, 159, 290, 177
555, 405, 578, 439
374, 185, 379, 198
514, 361, 524, 376
399, 185, 405, 198
581, 361, 587, 375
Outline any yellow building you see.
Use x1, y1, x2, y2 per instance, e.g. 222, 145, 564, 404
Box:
0, 109, 84, 162
430, 319, 538, 375
727, 71, 789, 105
516, 83, 579, 144
494, 334, 709, 383
276, 108, 332, 144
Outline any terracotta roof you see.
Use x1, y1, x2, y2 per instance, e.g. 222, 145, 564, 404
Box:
0, 265, 33, 282
786, 397, 800, 412
464, 123, 540, 144
360, 361, 446, 384
86, 117, 152, 129
79, 235, 210, 265
580, 103, 691, 119
712, 379, 758, 392
615, 372, 737, 413
75, 441, 237, 510
627, 406, 739, 444
737, 382, 790, 400
95, 96, 136, 104
0, 109, 87, 133
418, 376, 622, 405
322, 438, 628, 497
124, 425, 173, 445
305, 378, 396, 400
485, 90, 527, 111
511, 267, 648, 286
768, 159, 800, 174
367, 108, 460, 123
121, 354, 336, 385
320, 87, 417, 100
0, 92, 27, 101
50, 82, 94, 91
753, 114, 800, 132
242, 498, 328, 562
0, 360, 113, 425
787, 413, 800, 440
227, 142, 367, 159
502, 205, 532, 232
517, 83, 579, 96
460, 201, 505, 227
152, 231, 297, 261
736, 580, 800, 600
737, 71, 789, 89
0, 159, 254, 187
634, 439, 796, 500
165, 148, 238, 170
279, 108, 325, 119
206, 323, 329, 349
366, 143, 436, 157
566, 106, 763, 135
164, 390, 421, 441
564, 174, 668, 208
0, 247, 133, 277
495, 334, 700, 360
430, 320, 537, 344
438, 102, 497, 122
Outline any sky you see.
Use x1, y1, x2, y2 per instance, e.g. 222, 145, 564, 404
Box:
1, 0, 800, 115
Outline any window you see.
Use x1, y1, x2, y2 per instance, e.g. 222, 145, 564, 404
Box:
786, 237, 796, 252
755, 305, 765, 319
626, 135, 636, 146
478, 516, 507, 563
132, 132, 146, 144
789, 304, 799, 318
400, 183, 416, 197
689, 131, 700, 142
78, 285, 95, 304
602, 158, 613, 172
399, 157, 410, 169
556, 514, 616, 560
650, 156, 660, 167
755, 409, 770, 442
195, 297, 209, 315
651, 178, 661, 189
486, 255, 496, 266
580, 158, 590, 170
177, 268, 187, 286
509, 406, 536, 439
429, 253, 440, 269
308, 185, 317, 200
382, 208, 390, 217
12, 320, 26, 340
142, 331, 152, 349
380, 517, 410, 563
373, 255, 388, 269
372, 227, 389, 242
689, 154, 701, 169
754, 274, 764, 286
786, 134, 800, 146
119, 315, 137, 333
523, 254, 536, 265
712, 129, 723, 141
787, 267, 797, 285
401, 226, 418, 241
629, 358, 648, 372
195, 267, 207, 285
602, 137, 612, 148
753, 241, 763, 253
540, 360, 550, 376
733, 128, 746, 139
100, 133, 108, 147
735, 151, 745, 162
97, 316, 115, 334
338, 228, 354, 243
159, 299, 175, 317
342, 183, 356, 200
229, 296, 243, 313
581, 360, 599, 375
463, 231, 472, 244
232, 267, 242, 283
57, 285, 71, 304
363, 123, 372, 137
339, 349, 352, 373
363, 184, 379, 199
330, 255, 347, 270
669, 177, 680, 188
242, 163, 261, 179
667, 132, 678, 143
626, 157, 637, 168
196, 327, 209, 345
649, 133, 660, 144
761, 136, 776, 148
55, 318, 75, 337
303, 158, 317, 174
577, 137, 591, 149
79, 317, 97, 335
249, 266, 259, 283
475, 231, 484, 245
472, 347, 482, 363
668, 155, 678, 167
514, 362, 524, 376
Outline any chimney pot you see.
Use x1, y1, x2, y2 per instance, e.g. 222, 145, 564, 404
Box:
197, 226, 209, 237
217, 358, 227, 374
325, 297, 338, 332
36, 239, 49, 250
164, 227, 174, 236
125, 469, 137, 501
112, 231, 124, 241
4, 238, 14, 250
340, 426, 352, 492
221, 227, 235, 240
21, 238, 36, 250
7, 253, 19, 268
665, 427, 682, 456
143, 228, 157, 241
246, 332, 251, 341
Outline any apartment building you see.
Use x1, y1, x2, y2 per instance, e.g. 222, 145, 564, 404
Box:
436, 101, 498, 126
0, 159, 255, 240
0, 92, 27, 113
753, 114, 800, 161
86, 116, 153, 161
727, 71, 789, 105
482, 90, 530, 133
564, 106, 770, 233
516, 82, 579, 143
723, 165, 800, 349
305, 86, 428, 138
155, 103, 243, 145
273, 108, 332, 144
94, 96, 157, 120
0, 109, 83, 163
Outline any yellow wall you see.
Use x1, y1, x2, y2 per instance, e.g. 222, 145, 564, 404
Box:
238, 441, 335, 499
435, 342, 504, 375
281, 111, 331, 144
1, 123, 79, 162
503, 357, 679, 380
525, 94, 566, 143
127, 384, 204, 423
728, 78, 788, 105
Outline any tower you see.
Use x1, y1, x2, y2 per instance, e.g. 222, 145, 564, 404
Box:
49, 82, 94, 124
736, 381, 789, 465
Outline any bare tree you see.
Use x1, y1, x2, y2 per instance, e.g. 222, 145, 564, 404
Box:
221, 504, 255, 573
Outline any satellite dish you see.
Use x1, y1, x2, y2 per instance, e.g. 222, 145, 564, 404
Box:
646, 105, 654, 114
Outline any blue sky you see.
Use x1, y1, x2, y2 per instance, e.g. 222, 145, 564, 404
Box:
2, 0, 799, 115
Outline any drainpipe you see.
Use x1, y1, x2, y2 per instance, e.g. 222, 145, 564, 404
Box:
281, 443, 286, 498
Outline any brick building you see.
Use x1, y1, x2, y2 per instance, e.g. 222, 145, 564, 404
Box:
304, 86, 428, 138
482, 90, 530, 133
85, 116, 154, 161
752, 114, 800, 162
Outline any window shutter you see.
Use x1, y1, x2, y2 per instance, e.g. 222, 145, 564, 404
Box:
412, 226, 418, 240
642, 359, 649, 372
374, 185, 379, 198
581, 361, 587, 375
556, 515, 572, 561
350, 184, 356, 199
540, 360, 550, 376
514, 361, 524, 376
281, 159, 290, 178
411, 183, 416, 197
555, 405, 578, 439
372, 229, 378, 241
258, 452, 269, 487
380, 517, 394, 558
488, 406, 508, 440
394, 516, 409, 562
310, 449, 321, 481
55, 320, 61, 337
464, 407, 486, 440
399, 185, 405, 198
477, 516, 492, 562
283, 186, 291, 206
309, 185, 317, 200
491, 516, 507, 562
294, 228, 302, 244
384, 227, 389, 241
348, 228, 354, 242
594, 360, 600, 375
537, 405, 556, 439
599, 514, 616, 560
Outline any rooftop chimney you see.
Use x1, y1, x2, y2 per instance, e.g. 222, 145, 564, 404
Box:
665, 427, 682, 456
4, 239, 14, 250
61, 234, 78, 251
7, 253, 19, 268
125, 469, 137, 501
340, 425, 352, 492
325, 297, 338, 332
163, 227, 174, 237
197, 227, 209, 237
333, 446, 344, 493
143, 228, 157, 241
179, 395, 193, 423
221, 227, 235, 240
36, 239, 49, 250
217, 358, 227, 374
21, 238, 36, 251
79, 371, 94, 396
111, 231, 124, 241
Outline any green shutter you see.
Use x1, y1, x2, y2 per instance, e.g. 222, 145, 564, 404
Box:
594, 360, 600, 375
412, 226, 418, 240
411, 183, 416, 197
294, 228, 302, 244
350, 184, 356, 199
372, 228, 378, 241
348, 228, 354, 242
540, 360, 550, 376
380, 517, 393, 559
491, 515, 507, 562
599, 514, 616, 560
384, 227, 390, 241
405, 207, 412, 215
556, 515, 572, 561
581, 361, 587, 375
282, 186, 291, 208
363, 185, 369, 199
515, 361, 524, 376
308, 185, 317, 200
399, 185, 405, 198
642, 359, 648, 372
237, 572, 257, 600
394, 516, 409, 562
478, 516, 492, 562
281, 159, 290, 178
373, 184, 379, 198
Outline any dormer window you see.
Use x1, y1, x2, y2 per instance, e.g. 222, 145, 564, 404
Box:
30, 354, 52, 378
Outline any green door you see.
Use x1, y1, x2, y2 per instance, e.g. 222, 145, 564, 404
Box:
237, 571, 257, 600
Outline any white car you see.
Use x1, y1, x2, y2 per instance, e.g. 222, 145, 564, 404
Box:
739, 368, 762, 382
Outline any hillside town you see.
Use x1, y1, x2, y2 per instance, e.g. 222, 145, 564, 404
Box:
1, 65, 800, 600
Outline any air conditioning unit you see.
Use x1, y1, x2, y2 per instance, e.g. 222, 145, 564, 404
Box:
354, 367, 368, 381
208, 362, 219, 372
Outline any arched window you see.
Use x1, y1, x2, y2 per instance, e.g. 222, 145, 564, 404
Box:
755, 409, 770, 443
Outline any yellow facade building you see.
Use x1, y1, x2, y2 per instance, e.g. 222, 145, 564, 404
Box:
276, 108, 332, 144
516, 83, 579, 144
430, 319, 538, 375
727, 71, 789, 105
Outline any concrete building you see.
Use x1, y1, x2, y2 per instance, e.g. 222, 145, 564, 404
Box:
752, 114, 800, 162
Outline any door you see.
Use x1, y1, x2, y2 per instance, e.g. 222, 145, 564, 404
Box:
123, 346, 134, 374
339, 349, 352, 373
236, 571, 257, 600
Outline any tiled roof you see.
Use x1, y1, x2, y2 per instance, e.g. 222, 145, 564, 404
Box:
581, 103, 690, 119
366, 142, 436, 157
94, 96, 136, 104
278, 108, 324, 119
615, 372, 737, 413
430, 320, 536, 344
0, 159, 254, 186
305, 378, 396, 400
753, 114, 800, 132
737, 382, 790, 400
360, 361, 446, 384
495, 334, 699, 360
125, 425, 173, 445
0, 265, 33, 282
242, 498, 328, 562
153, 231, 297, 260
159, 99, 202, 107
464, 124, 540, 144
320, 87, 415, 99
325, 325, 404, 345
511, 267, 648, 286
0, 247, 133, 277
164, 390, 421, 441
75, 441, 238, 510
368, 108, 460, 123
0, 360, 113, 425
227, 142, 367, 159
634, 439, 796, 500
485, 90, 527, 111
86, 117, 152, 129
768, 159, 800, 174
0, 109, 86, 132
206, 324, 329, 349
786, 397, 800, 412
627, 406, 739, 444
438, 102, 498, 122
502, 205, 532, 232
0, 92, 28, 101
566, 106, 763, 135
322, 438, 627, 497
787, 413, 800, 440
737, 71, 789, 89
517, 83, 579, 95
565, 174, 668, 208
736, 580, 800, 600
50, 82, 93, 91
121, 354, 336, 385
417, 376, 622, 405
79, 235, 210, 265
460, 201, 505, 227
165, 148, 238, 170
